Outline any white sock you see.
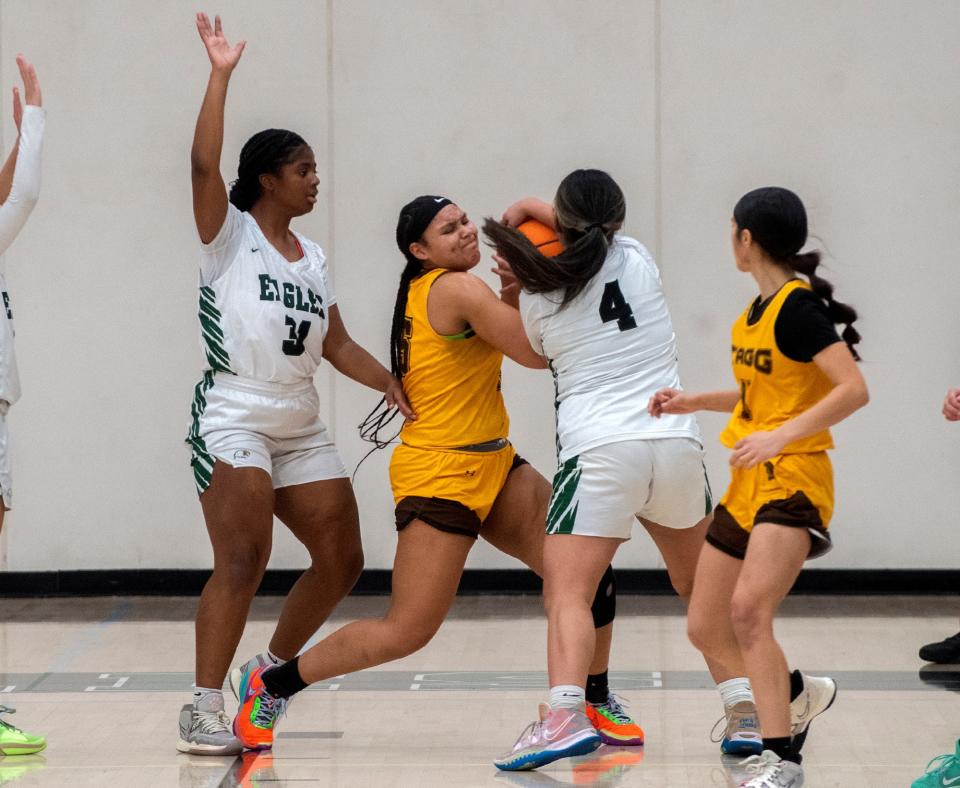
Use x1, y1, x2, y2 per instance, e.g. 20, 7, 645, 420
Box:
266, 650, 286, 666
193, 686, 224, 712
549, 685, 586, 710
717, 677, 754, 707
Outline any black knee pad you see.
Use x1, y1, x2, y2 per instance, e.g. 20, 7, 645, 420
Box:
591, 565, 616, 628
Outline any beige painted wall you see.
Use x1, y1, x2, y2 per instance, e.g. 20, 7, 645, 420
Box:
0, 0, 956, 571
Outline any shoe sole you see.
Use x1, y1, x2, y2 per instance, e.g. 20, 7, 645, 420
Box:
229, 668, 242, 702
597, 729, 644, 746
175, 737, 242, 756
0, 743, 46, 756
720, 737, 763, 756
793, 679, 838, 752
494, 730, 601, 771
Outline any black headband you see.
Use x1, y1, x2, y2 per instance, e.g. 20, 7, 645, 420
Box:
396, 195, 453, 261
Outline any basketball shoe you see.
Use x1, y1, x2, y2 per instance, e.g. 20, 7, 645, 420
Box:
585, 693, 644, 746
0, 707, 44, 756
177, 694, 242, 756
911, 738, 960, 787
712, 701, 763, 756
736, 750, 804, 787
230, 653, 274, 701
789, 673, 836, 750
919, 632, 960, 664
495, 704, 601, 771
233, 665, 287, 750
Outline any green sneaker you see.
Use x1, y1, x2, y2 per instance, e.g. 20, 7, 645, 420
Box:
0, 706, 46, 756
912, 739, 960, 787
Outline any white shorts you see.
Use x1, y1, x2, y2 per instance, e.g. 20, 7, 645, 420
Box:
185, 372, 347, 494
545, 437, 712, 539
0, 401, 11, 509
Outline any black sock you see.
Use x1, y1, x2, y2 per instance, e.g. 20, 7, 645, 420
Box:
586, 671, 609, 705
261, 656, 308, 699
763, 736, 802, 765
789, 669, 804, 702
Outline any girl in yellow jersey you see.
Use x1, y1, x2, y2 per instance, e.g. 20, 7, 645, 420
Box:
233, 195, 642, 749
650, 187, 868, 787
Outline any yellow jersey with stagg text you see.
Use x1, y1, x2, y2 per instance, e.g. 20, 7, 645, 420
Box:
398, 268, 509, 450
720, 280, 833, 453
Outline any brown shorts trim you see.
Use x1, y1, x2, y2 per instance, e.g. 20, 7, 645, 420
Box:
509, 453, 529, 474
706, 492, 833, 561
395, 496, 481, 540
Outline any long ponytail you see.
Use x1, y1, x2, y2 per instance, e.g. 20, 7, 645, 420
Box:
734, 187, 862, 360
483, 169, 626, 307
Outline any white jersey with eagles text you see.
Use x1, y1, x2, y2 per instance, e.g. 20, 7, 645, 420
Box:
519, 235, 700, 463
0, 106, 45, 406
197, 204, 336, 384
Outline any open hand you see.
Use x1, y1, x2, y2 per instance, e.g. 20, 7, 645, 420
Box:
491, 253, 519, 298
196, 13, 246, 73
14, 54, 40, 124
729, 430, 786, 468
385, 377, 416, 421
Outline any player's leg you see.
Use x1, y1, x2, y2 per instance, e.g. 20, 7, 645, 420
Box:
482, 460, 635, 744
730, 522, 808, 768
232, 519, 474, 749
180, 461, 274, 755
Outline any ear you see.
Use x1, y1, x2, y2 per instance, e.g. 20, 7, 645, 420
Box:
409, 241, 430, 262
259, 172, 277, 194
738, 227, 753, 247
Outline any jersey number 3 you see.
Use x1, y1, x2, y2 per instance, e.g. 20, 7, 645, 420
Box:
283, 316, 311, 356
599, 280, 637, 331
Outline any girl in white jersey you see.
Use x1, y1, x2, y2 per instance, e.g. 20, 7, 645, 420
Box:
483, 170, 719, 771
179, 15, 411, 756
0, 54, 47, 758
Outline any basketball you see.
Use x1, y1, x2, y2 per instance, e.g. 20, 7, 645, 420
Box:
517, 219, 563, 257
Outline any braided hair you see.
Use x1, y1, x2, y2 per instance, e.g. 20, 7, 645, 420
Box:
390, 196, 452, 377
734, 187, 862, 360
483, 169, 625, 307
228, 129, 309, 212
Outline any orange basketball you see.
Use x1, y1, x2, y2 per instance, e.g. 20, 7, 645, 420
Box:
517, 219, 563, 258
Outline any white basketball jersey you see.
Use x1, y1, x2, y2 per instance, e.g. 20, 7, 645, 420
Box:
197, 205, 336, 384
519, 235, 700, 462
0, 106, 45, 406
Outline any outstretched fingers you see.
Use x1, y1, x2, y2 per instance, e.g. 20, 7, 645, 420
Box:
15, 55, 40, 107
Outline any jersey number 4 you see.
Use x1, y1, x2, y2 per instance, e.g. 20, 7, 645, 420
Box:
283, 316, 311, 356
599, 280, 637, 331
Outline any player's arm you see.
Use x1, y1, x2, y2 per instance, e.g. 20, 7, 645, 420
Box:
648, 388, 739, 417
0, 56, 42, 254
321, 305, 415, 419
191, 13, 245, 243
502, 197, 556, 230
729, 342, 868, 468
438, 272, 547, 369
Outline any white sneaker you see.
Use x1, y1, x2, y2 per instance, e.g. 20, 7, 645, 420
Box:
712, 701, 763, 756
176, 699, 242, 756
789, 673, 836, 750
737, 750, 804, 787
494, 704, 601, 771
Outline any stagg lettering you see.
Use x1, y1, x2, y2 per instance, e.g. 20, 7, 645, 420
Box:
731, 345, 772, 374
258, 274, 325, 317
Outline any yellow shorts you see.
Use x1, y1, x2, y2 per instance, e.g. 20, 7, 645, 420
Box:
708, 451, 834, 560
389, 442, 520, 537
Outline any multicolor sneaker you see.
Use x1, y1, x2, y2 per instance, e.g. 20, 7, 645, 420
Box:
585, 693, 644, 746
233, 665, 287, 750
494, 704, 601, 771
912, 738, 960, 787
736, 750, 804, 787
711, 701, 763, 756
177, 696, 242, 756
230, 653, 275, 702
0, 707, 45, 756
789, 673, 836, 751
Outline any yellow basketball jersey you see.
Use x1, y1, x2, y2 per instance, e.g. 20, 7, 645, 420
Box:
720, 280, 834, 453
398, 268, 509, 449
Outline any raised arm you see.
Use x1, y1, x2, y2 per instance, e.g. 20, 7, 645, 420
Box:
0, 55, 43, 256
192, 13, 245, 243
501, 197, 556, 229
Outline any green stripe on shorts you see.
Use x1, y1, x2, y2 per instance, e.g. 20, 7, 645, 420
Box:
546, 455, 581, 535
186, 371, 217, 494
